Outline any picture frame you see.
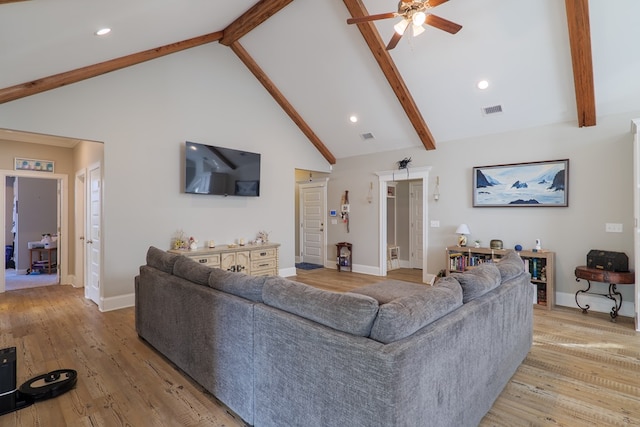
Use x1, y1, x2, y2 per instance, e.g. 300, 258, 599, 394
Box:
14, 157, 55, 173
473, 159, 569, 207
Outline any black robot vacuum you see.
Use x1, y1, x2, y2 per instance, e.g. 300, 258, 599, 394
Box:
0, 347, 77, 416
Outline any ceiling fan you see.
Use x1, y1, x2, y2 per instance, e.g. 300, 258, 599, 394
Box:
347, 0, 462, 50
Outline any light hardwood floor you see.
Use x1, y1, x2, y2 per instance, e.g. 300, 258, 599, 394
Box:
1, 269, 639, 426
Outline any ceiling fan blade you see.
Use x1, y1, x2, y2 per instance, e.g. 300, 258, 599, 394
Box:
386, 32, 404, 50
426, 0, 450, 7
347, 12, 397, 25
425, 14, 462, 34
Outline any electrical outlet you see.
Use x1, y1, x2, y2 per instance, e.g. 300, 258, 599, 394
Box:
605, 223, 623, 233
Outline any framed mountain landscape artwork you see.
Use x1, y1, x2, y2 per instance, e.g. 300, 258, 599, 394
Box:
473, 159, 569, 207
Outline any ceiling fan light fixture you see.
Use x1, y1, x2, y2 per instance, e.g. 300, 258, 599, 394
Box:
412, 11, 426, 27
394, 19, 409, 35
412, 24, 425, 37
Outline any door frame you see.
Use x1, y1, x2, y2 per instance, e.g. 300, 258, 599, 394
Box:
0, 169, 68, 293
631, 118, 640, 331
74, 169, 86, 288
298, 179, 328, 266
376, 166, 431, 282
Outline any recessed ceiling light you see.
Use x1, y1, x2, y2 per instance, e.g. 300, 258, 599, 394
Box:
95, 28, 111, 36
477, 80, 489, 90
349, 115, 358, 123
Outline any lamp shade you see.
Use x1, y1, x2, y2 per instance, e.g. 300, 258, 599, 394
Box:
394, 19, 409, 35
455, 224, 471, 235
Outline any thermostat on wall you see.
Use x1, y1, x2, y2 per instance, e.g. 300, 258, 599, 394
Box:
330, 210, 337, 217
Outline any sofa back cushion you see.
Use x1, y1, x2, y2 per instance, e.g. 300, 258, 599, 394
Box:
496, 250, 526, 281
173, 255, 212, 286
451, 262, 502, 303
350, 277, 463, 344
208, 268, 266, 302
146, 246, 180, 274
262, 277, 379, 337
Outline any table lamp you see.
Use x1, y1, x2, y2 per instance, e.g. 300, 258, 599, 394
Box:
456, 224, 471, 247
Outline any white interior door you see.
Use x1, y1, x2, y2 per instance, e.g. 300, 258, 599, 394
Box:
86, 163, 101, 305
300, 183, 326, 266
409, 181, 423, 269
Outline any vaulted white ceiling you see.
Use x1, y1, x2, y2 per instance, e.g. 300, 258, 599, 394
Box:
1, 0, 639, 160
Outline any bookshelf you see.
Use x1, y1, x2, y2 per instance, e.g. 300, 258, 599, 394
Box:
445, 247, 555, 310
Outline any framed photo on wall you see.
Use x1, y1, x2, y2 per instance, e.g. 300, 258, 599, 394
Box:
473, 159, 569, 207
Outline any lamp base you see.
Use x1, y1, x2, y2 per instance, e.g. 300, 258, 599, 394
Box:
458, 235, 467, 247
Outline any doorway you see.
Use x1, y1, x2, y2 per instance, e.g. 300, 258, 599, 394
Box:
376, 166, 431, 283
1, 170, 68, 293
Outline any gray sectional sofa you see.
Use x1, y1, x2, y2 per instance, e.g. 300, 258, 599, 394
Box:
135, 246, 534, 427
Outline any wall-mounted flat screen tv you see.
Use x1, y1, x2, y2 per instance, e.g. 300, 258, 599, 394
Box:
185, 141, 261, 196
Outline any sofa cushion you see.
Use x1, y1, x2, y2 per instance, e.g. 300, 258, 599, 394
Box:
496, 250, 525, 281
208, 268, 266, 302
173, 255, 212, 286
451, 262, 502, 303
262, 276, 379, 337
146, 246, 180, 274
351, 277, 463, 344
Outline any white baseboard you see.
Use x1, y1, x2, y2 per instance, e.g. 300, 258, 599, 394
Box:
556, 291, 634, 318
280, 267, 297, 277
100, 293, 135, 312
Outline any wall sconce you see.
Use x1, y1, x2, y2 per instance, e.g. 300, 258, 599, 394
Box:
434, 176, 440, 201
456, 224, 471, 247
367, 182, 373, 204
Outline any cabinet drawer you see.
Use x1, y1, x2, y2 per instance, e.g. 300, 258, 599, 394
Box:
251, 258, 277, 271
251, 268, 276, 277
251, 248, 277, 260
189, 254, 220, 267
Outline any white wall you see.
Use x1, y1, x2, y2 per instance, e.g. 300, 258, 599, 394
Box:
1, 39, 637, 315
328, 112, 639, 313
0, 44, 330, 305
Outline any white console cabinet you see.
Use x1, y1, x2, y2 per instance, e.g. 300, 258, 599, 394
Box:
170, 243, 280, 276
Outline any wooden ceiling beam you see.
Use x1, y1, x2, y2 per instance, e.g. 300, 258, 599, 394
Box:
0, 31, 223, 105
565, 0, 596, 127
230, 42, 336, 165
220, 0, 294, 46
342, 0, 436, 150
